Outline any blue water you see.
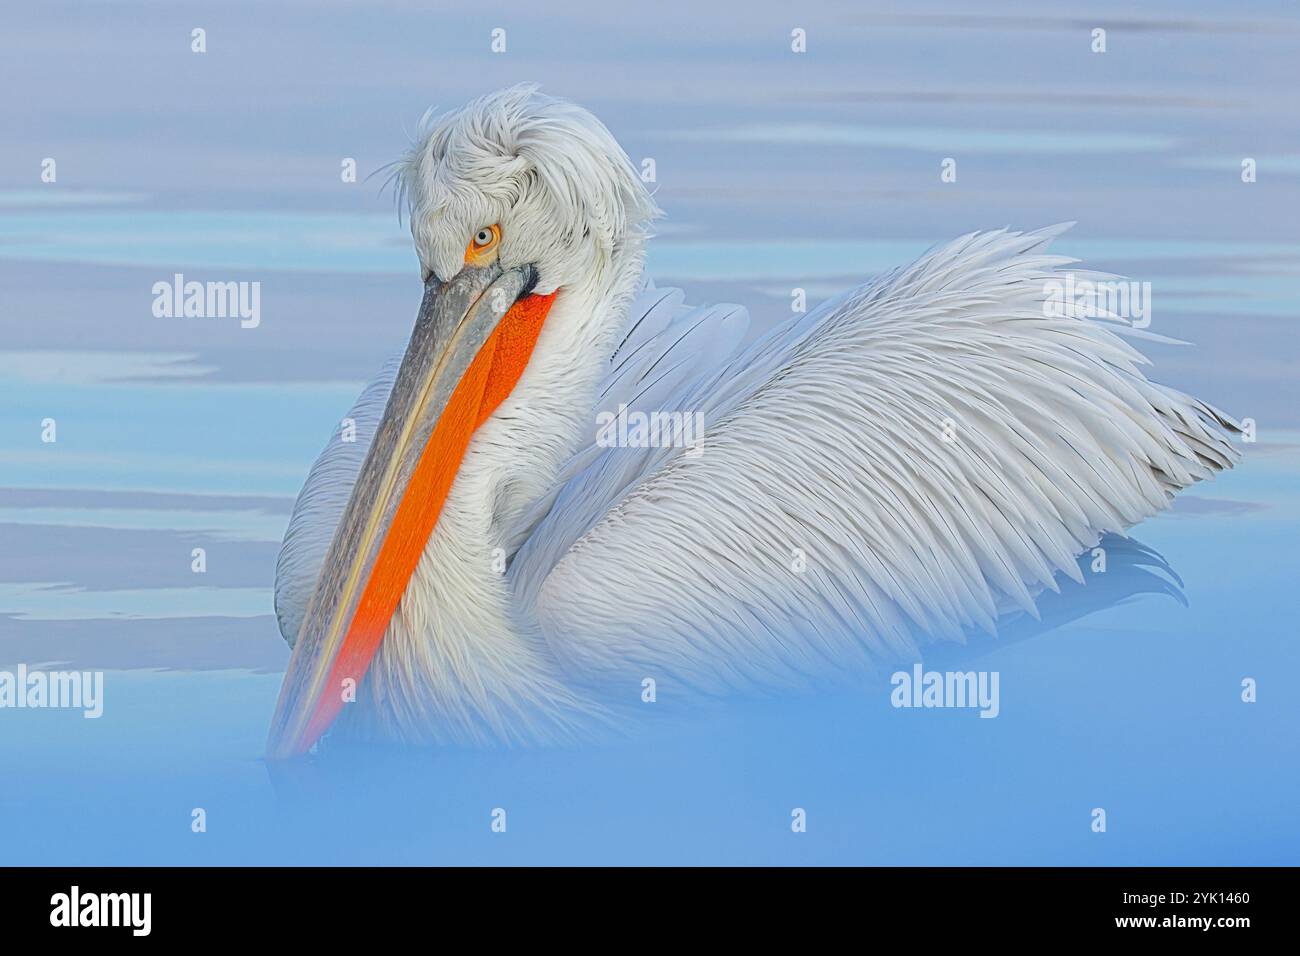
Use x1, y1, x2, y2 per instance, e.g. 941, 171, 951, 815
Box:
1, 0, 1297, 864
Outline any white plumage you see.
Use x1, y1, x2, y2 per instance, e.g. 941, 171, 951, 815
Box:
274, 85, 1239, 748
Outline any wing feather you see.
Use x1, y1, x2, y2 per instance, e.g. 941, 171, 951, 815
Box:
512, 226, 1241, 692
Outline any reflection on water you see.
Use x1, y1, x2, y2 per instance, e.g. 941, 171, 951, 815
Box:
662, 123, 1178, 152
5, 207, 1300, 287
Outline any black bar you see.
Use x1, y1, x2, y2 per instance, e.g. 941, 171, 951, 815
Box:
0, 866, 1280, 940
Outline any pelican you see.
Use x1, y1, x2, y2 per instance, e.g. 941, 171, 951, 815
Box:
267, 84, 1240, 758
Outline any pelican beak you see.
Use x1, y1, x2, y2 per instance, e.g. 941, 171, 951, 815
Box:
267, 261, 556, 760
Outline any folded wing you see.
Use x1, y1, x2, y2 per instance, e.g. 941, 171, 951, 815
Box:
512, 226, 1240, 692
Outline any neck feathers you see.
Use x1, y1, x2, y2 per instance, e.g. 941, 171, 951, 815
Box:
347, 236, 646, 745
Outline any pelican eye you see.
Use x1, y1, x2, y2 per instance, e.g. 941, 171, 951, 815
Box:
466, 224, 502, 262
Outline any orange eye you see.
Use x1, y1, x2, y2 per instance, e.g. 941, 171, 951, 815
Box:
466, 224, 501, 262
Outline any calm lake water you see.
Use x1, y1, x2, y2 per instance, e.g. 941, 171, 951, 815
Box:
0, 0, 1296, 864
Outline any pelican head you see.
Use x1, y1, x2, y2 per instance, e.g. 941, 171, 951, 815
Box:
268, 84, 658, 758
402, 83, 659, 299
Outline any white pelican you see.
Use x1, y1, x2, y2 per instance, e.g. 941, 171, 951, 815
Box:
267, 84, 1240, 758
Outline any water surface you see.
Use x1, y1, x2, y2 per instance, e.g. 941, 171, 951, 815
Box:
0, 0, 1296, 864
